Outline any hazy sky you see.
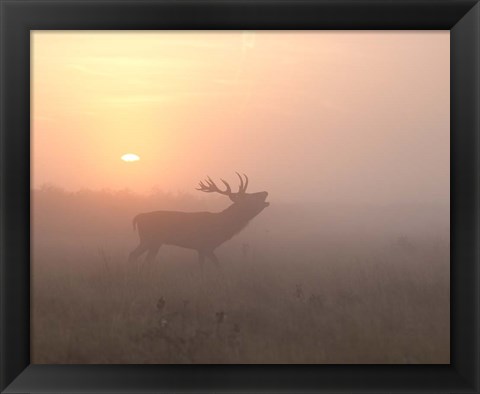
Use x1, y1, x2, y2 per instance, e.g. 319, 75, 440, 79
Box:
32, 31, 449, 204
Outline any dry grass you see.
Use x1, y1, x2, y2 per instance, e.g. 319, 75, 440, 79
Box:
31, 235, 449, 364
31, 187, 449, 363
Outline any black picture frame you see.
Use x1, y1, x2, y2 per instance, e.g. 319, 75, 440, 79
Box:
1, 0, 478, 392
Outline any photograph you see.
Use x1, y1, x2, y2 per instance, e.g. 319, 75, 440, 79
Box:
31, 30, 450, 364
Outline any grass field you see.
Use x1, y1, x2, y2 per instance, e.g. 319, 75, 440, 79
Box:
32, 227, 448, 363
31, 188, 449, 364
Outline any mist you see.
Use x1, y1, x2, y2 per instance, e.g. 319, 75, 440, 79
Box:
32, 31, 449, 204
32, 185, 449, 363
31, 31, 449, 364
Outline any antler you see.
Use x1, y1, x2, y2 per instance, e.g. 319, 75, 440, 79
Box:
236, 172, 249, 194
196, 173, 249, 196
196, 176, 232, 195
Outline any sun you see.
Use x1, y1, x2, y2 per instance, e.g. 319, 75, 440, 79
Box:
121, 153, 140, 162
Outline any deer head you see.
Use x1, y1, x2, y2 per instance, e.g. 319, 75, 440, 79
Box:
196, 173, 269, 216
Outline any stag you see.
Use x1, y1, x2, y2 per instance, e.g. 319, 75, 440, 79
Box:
129, 173, 269, 266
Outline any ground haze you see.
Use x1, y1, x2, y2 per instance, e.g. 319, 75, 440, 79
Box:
32, 186, 449, 364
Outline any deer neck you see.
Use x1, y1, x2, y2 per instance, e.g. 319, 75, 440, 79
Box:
218, 203, 254, 232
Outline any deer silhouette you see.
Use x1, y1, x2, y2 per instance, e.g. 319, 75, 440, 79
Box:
129, 173, 269, 266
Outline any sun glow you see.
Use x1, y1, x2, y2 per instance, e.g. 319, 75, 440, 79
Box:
121, 153, 140, 162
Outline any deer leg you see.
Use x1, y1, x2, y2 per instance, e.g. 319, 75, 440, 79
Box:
206, 251, 225, 279
145, 244, 161, 264
207, 251, 229, 303
129, 242, 149, 263
206, 251, 220, 267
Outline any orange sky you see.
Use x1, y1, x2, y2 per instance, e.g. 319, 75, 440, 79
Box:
32, 31, 449, 204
